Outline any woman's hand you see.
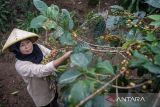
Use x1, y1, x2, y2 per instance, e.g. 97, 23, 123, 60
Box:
64, 51, 73, 58
50, 49, 58, 57
53, 50, 72, 68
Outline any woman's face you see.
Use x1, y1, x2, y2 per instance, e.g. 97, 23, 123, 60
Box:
19, 39, 33, 54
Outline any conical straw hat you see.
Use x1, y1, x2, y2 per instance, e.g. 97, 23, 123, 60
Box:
2, 28, 40, 52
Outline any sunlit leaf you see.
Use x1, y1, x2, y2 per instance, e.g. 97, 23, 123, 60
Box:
33, 0, 48, 14
148, 15, 160, 21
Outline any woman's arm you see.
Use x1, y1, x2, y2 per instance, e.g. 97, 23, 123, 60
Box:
15, 60, 56, 77
53, 51, 72, 68
15, 51, 72, 78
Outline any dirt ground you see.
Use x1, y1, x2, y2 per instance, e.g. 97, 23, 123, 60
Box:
0, 0, 117, 107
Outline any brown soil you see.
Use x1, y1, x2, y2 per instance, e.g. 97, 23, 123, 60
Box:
0, 0, 117, 107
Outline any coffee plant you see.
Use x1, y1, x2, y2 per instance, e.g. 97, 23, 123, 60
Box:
31, 0, 160, 107
119, 0, 160, 13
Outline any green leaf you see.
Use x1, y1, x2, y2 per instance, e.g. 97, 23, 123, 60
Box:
145, 33, 156, 41
45, 4, 59, 20
30, 15, 47, 28
129, 51, 149, 67
143, 62, 160, 74
33, 0, 48, 14
51, 26, 64, 39
59, 32, 75, 46
154, 55, 160, 66
148, 45, 160, 54
68, 80, 94, 106
43, 20, 57, 30
129, 59, 146, 67
148, 15, 160, 21
106, 16, 122, 30
122, 41, 135, 49
96, 60, 115, 75
71, 53, 90, 67
51, 5, 59, 20
59, 70, 81, 85
84, 51, 93, 64
133, 51, 148, 61
60, 9, 74, 30
145, 0, 160, 8
74, 43, 90, 53
150, 21, 160, 27
92, 95, 112, 107
86, 68, 96, 78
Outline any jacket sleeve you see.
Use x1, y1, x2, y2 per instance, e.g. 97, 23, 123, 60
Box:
15, 60, 56, 77
36, 43, 51, 55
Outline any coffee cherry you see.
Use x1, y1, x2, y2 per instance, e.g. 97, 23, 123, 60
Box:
147, 80, 152, 84
129, 82, 135, 87
142, 85, 146, 89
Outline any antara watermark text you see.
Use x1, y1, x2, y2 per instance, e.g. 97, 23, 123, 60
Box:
116, 97, 146, 102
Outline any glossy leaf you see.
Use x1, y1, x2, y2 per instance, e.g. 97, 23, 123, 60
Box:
148, 15, 160, 21
143, 62, 160, 74
59, 70, 81, 85
68, 80, 94, 106
150, 21, 160, 27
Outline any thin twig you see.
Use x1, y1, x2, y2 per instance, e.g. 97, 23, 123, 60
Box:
90, 48, 124, 53
111, 80, 149, 89
45, 30, 48, 43
77, 37, 110, 48
116, 78, 118, 102
119, 52, 130, 60
152, 91, 160, 107
75, 71, 125, 107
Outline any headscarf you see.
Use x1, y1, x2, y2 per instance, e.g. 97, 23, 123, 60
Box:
10, 40, 43, 64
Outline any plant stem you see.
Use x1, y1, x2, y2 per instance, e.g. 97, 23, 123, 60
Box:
111, 80, 150, 89
75, 71, 125, 107
152, 91, 160, 107
45, 30, 48, 43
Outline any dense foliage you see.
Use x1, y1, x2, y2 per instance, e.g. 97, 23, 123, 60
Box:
31, 0, 160, 107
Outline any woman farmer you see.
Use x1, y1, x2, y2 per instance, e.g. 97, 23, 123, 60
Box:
2, 28, 72, 107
